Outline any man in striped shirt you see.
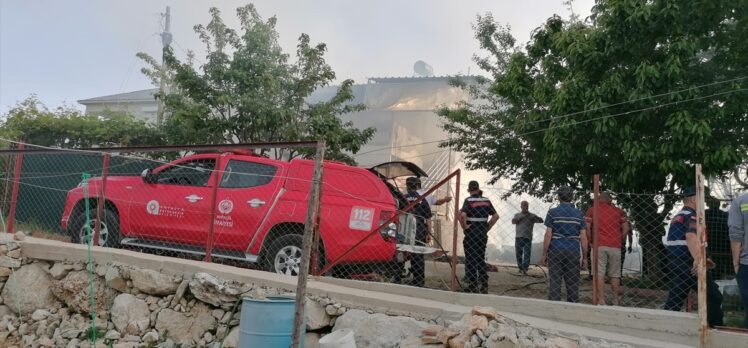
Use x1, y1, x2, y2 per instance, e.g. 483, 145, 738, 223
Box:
541, 186, 589, 302
663, 187, 723, 327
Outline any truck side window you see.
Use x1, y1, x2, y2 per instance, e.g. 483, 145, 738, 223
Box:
157, 158, 216, 187
220, 160, 277, 188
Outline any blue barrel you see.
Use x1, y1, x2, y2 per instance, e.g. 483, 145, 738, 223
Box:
239, 296, 304, 348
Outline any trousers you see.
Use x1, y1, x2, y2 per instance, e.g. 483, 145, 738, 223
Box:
664, 256, 724, 327
463, 225, 488, 293
410, 229, 427, 287
737, 264, 748, 328
515, 237, 531, 271
548, 248, 580, 302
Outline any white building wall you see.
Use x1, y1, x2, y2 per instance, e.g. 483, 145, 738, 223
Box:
82, 102, 158, 124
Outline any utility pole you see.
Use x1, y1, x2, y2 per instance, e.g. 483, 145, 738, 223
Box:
157, 6, 172, 126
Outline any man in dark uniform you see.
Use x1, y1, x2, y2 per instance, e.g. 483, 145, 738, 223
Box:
459, 181, 499, 293
705, 193, 731, 278
663, 187, 723, 327
404, 177, 433, 287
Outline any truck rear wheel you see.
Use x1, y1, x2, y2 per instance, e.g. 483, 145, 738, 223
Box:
266, 234, 304, 276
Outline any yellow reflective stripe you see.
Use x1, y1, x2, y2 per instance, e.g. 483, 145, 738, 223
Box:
741, 203, 748, 212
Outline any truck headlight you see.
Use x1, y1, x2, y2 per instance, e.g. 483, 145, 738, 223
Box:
380, 222, 398, 242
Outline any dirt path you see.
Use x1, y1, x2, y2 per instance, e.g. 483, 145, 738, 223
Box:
424, 260, 631, 306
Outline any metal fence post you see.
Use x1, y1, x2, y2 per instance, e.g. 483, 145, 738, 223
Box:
695, 164, 708, 348
292, 141, 326, 348
592, 175, 600, 305
6, 142, 24, 233
450, 170, 461, 292
94, 153, 110, 246
205, 155, 223, 263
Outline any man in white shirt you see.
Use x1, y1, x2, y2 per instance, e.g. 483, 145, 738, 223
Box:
416, 179, 451, 206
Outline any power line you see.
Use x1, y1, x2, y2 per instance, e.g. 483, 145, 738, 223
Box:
519, 75, 748, 127
353, 139, 445, 157
516, 87, 748, 137
173, 39, 202, 65
115, 33, 159, 108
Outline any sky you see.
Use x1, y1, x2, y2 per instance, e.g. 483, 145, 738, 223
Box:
0, 0, 594, 112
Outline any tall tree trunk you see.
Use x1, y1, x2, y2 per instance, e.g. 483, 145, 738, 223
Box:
630, 195, 667, 286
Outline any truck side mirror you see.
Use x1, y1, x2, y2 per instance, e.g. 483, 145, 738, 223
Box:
141, 168, 157, 184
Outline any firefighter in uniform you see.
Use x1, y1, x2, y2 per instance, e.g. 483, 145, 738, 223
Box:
663, 187, 723, 327
404, 177, 433, 287
459, 181, 499, 293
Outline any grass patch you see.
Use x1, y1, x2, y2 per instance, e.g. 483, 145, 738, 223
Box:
84, 326, 107, 341
724, 311, 745, 328
0, 214, 70, 242
29, 230, 71, 242
621, 276, 668, 290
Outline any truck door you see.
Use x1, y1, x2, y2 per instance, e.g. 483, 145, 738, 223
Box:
130, 156, 216, 245
212, 158, 283, 250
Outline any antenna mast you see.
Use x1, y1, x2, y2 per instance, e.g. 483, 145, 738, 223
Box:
157, 6, 172, 126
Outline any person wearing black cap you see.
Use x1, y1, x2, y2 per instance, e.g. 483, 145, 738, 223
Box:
541, 186, 588, 302
459, 180, 499, 293
663, 187, 723, 327
404, 177, 433, 287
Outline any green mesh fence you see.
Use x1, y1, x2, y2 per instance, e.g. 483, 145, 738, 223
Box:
14, 153, 154, 234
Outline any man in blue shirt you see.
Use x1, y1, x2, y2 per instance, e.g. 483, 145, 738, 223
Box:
728, 192, 748, 328
541, 186, 588, 302
459, 181, 499, 293
664, 187, 723, 327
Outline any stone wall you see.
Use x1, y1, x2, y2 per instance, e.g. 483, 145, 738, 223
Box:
0, 232, 348, 348
0, 232, 629, 348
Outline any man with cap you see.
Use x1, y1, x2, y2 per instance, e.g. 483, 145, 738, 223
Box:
404, 177, 433, 287
459, 180, 499, 293
541, 186, 588, 302
663, 187, 723, 327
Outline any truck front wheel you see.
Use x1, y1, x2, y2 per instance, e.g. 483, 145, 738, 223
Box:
69, 208, 121, 248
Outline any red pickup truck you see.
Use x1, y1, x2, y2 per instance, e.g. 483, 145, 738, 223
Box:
60, 151, 425, 276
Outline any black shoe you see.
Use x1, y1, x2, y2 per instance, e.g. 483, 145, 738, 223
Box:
479, 280, 489, 294
407, 278, 425, 287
